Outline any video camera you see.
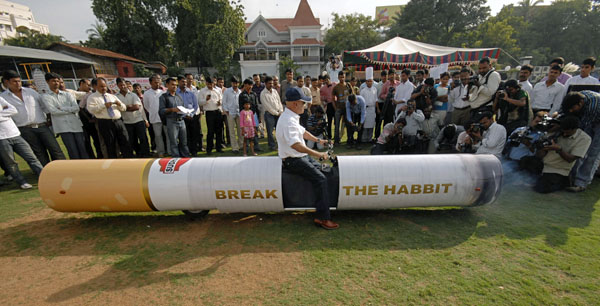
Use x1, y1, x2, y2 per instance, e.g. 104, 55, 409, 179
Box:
470, 123, 483, 134
507, 115, 562, 148
468, 75, 479, 86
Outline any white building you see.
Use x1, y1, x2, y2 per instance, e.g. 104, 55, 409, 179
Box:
239, 0, 324, 80
0, 0, 50, 44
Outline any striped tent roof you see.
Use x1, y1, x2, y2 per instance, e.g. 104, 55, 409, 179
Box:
343, 37, 500, 70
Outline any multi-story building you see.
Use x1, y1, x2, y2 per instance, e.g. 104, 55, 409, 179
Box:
239, 0, 324, 80
0, 0, 49, 44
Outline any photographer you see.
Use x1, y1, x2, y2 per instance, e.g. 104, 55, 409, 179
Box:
420, 106, 440, 153
395, 100, 425, 153
457, 121, 479, 153
450, 68, 473, 126
326, 55, 343, 84
345, 94, 366, 149
493, 79, 531, 135
464, 111, 506, 158
371, 121, 403, 155
506, 111, 548, 162
411, 77, 437, 111
306, 107, 327, 149
561, 91, 600, 192
534, 116, 591, 193
469, 57, 501, 117
435, 124, 465, 153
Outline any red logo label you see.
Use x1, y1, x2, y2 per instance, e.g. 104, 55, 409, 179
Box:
158, 158, 191, 174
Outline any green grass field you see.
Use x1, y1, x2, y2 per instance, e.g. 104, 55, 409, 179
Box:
0, 131, 599, 304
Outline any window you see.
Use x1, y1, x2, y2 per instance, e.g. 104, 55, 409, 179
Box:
6, 25, 11, 31
258, 28, 266, 38
302, 48, 309, 57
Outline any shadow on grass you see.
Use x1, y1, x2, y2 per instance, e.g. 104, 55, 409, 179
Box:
474, 167, 599, 246
0, 179, 597, 302
0, 208, 478, 302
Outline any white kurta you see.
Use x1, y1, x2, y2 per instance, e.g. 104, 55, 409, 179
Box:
360, 86, 378, 129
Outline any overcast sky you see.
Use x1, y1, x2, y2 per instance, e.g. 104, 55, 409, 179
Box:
18, 0, 547, 43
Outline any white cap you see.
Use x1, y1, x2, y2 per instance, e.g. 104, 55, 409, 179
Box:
366, 67, 374, 81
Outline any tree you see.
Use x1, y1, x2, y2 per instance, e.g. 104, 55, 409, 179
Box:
324, 13, 384, 56
81, 21, 107, 49
524, 0, 600, 65
518, 0, 545, 20
457, 6, 525, 64
278, 55, 299, 81
171, 0, 246, 74
91, 0, 172, 63
386, 0, 490, 46
4, 27, 65, 49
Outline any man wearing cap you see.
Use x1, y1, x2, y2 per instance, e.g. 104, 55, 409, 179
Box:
276, 88, 339, 230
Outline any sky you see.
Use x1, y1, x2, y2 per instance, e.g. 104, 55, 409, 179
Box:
18, 0, 547, 43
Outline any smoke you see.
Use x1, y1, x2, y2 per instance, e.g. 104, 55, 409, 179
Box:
500, 156, 538, 189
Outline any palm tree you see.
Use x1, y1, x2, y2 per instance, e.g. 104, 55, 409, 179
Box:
519, 0, 545, 20
86, 21, 106, 41
83, 21, 107, 48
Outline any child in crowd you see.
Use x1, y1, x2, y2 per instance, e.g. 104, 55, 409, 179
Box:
240, 101, 257, 156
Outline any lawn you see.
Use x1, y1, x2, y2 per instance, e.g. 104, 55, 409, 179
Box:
0, 133, 599, 305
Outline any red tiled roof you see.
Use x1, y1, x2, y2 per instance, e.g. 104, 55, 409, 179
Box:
244, 41, 291, 46
290, 0, 320, 27
48, 42, 146, 64
291, 38, 323, 45
245, 18, 294, 32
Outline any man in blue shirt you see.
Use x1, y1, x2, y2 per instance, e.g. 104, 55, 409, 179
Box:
159, 77, 190, 157
176, 75, 201, 156
346, 94, 366, 149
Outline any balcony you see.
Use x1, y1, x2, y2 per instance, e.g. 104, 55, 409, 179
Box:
242, 54, 277, 61
293, 56, 321, 63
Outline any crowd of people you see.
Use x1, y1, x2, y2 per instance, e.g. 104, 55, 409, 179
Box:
0, 55, 599, 196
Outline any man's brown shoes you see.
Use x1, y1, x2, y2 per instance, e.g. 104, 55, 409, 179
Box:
314, 219, 339, 230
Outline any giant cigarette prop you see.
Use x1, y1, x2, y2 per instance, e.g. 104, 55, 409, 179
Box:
39, 155, 503, 213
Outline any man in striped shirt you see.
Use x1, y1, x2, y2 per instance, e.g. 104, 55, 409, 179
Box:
561, 91, 600, 192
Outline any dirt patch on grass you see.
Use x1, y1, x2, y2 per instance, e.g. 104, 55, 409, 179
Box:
0, 251, 304, 305
0, 210, 306, 305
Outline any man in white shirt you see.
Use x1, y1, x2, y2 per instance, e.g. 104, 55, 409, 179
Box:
469, 57, 501, 115
326, 56, 343, 83
87, 77, 133, 158
393, 69, 415, 115
396, 100, 425, 137
143, 74, 169, 157
41, 72, 88, 159
450, 68, 472, 126
116, 77, 150, 157
223, 76, 243, 153
1, 70, 65, 165
0, 96, 43, 189
562, 57, 600, 99
198, 77, 224, 154
532, 66, 565, 114
540, 57, 572, 85
276, 88, 337, 230
260, 76, 284, 151
518, 64, 534, 97
466, 111, 507, 158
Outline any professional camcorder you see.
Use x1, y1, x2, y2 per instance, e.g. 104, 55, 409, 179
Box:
468, 75, 479, 86
506, 115, 562, 148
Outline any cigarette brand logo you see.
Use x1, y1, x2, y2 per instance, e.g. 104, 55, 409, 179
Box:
158, 158, 191, 174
